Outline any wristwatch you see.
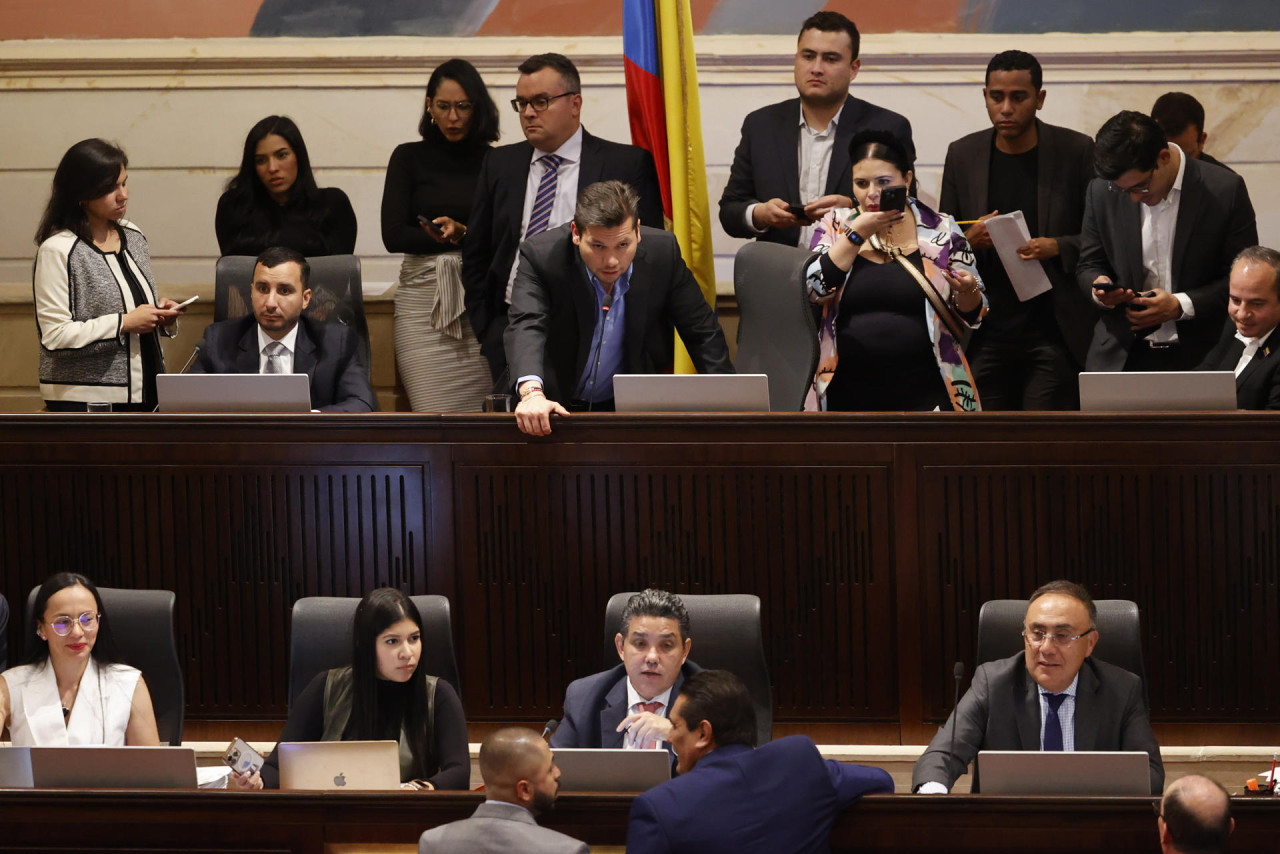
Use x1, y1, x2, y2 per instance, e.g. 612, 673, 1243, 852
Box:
845, 228, 865, 247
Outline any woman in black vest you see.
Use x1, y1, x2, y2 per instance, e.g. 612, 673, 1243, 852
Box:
34, 139, 185, 411
215, 115, 357, 258
234, 588, 469, 790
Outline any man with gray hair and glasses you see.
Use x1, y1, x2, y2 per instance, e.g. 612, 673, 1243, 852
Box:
506, 181, 732, 436
912, 579, 1164, 794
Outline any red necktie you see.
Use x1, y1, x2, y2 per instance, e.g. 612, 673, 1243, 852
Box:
635, 701, 663, 749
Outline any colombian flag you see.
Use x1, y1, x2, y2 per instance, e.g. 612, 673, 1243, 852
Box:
623, 0, 717, 373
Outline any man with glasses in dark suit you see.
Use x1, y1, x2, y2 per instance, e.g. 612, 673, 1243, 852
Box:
463, 53, 663, 383
912, 580, 1163, 795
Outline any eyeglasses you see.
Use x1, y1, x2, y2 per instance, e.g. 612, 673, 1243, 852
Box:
1108, 168, 1156, 197
510, 92, 577, 113
1022, 627, 1095, 647
432, 100, 473, 115
48, 611, 100, 636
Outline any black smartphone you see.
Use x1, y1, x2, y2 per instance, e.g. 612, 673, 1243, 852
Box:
879, 185, 907, 212
416, 214, 445, 237
785, 202, 812, 221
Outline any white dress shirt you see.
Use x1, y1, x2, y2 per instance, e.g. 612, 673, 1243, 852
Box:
1234, 327, 1276, 376
1139, 143, 1194, 344
745, 102, 844, 249
505, 125, 584, 302
622, 679, 673, 750
257, 323, 300, 375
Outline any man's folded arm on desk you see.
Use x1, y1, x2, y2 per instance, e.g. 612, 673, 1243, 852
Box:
911, 665, 990, 793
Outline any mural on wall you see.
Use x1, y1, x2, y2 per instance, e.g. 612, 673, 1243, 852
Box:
3, 0, 1275, 40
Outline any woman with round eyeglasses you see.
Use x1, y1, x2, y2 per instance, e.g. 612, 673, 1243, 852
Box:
230, 587, 469, 791
0, 573, 159, 746
380, 58, 500, 412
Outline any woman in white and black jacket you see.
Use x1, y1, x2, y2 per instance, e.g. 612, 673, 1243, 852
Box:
33, 139, 187, 411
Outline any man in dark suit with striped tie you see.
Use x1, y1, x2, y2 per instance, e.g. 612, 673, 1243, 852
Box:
462, 53, 664, 382
1197, 246, 1280, 409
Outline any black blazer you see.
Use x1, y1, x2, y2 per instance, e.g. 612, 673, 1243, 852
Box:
504, 224, 734, 403
718, 94, 914, 247
462, 129, 664, 380
1197, 320, 1280, 409
1077, 154, 1258, 371
912, 653, 1164, 795
549, 661, 701, 760
939, 120, 1097, 365
191, 314, 376, 413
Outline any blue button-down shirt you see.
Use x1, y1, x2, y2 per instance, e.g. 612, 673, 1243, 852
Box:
573, 264, 631, 402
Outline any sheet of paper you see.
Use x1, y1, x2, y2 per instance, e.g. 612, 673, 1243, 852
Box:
984, 210, 1053, 302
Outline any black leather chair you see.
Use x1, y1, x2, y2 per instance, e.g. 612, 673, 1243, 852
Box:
603, 592, 773, 744
733, 242, 818, 412
23, 586, 185, 745
288, 595, 459, 708
976, 598, 1149, 708
214, 254, 371, 373
0, 592, 9, 672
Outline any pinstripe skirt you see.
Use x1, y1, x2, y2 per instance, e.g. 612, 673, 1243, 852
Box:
393, 252, 490, 412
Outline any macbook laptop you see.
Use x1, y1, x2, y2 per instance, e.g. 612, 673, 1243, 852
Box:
157, 373, 312, 413
277, 740, 400, 791
978, 750, 1150, 795
1079, 371, 1236, 411
613, 374, 771, 413
552, 747, 671, 793
0, 747, 33, 788
29, 746, 197, 789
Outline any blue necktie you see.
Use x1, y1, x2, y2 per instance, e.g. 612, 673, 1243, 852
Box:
1043, 692, 1067, 751
525, 153, 564, 238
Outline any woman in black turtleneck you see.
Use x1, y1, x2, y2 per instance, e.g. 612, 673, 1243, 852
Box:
381, 59, 500, 412
234, 588, 469, 791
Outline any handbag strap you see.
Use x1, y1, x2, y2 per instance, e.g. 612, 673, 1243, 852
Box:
867, 230, 966, 341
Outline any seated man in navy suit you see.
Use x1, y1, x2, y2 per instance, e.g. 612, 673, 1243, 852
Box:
1196, 246, 1280, 409
626, 670, 893, 854
550, 589, 698, 756
192, 246, 376, 412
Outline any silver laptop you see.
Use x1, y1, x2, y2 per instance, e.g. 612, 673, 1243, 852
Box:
29, 746, 197, 788
613, 374, 770, 413
0, 747, 33, 788
1079, 371, 1236, 411
978, 750, 1150, 795
277, 740, 400, 791
552, 747, 671, 793
157, 373, 312, 413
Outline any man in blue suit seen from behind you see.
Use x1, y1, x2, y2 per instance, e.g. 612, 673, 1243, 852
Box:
551, 589, 698, 757
626, 670, 894, 854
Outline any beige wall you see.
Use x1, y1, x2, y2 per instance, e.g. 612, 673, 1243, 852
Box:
1, 32, 1278, 403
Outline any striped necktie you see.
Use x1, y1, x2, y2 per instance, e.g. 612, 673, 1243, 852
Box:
525, 153, 564, 238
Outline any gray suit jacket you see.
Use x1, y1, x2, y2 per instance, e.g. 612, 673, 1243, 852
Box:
1076, 154, 1257, 371
939, 120, 1098, 365
419, 800, 588, 854
718, 94, 914, 247
911, 653, 1164, 794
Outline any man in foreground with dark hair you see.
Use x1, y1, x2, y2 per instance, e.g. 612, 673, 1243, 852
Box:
625, 670, 893, 854
1151, 92, 1234, 173
912, 579, 1164, 794
191, 246, 376, 412
1077, 110, 1257, 372
1197, 246, 1280, 409
551, 589, 700, 757
419, 727, 587, 854
719, 10, 914, 250
463, 52, 664, 382
506, 181, 732, 436
1158, 774, 1234, 854
941, 49, 1096, 409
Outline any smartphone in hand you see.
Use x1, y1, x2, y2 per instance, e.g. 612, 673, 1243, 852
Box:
785, 202, 812, 222
417, 215, 446, 238
223, 737, 265, 777
879, 185, 907, 212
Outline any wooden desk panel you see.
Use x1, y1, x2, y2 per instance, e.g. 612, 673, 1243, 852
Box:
0, 413, 1277, 742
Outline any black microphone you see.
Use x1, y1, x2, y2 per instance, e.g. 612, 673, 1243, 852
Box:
948, 661, 965, 787
586, 290, 614, 413
178, 341, 203, 374
541, 719, 559, 741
